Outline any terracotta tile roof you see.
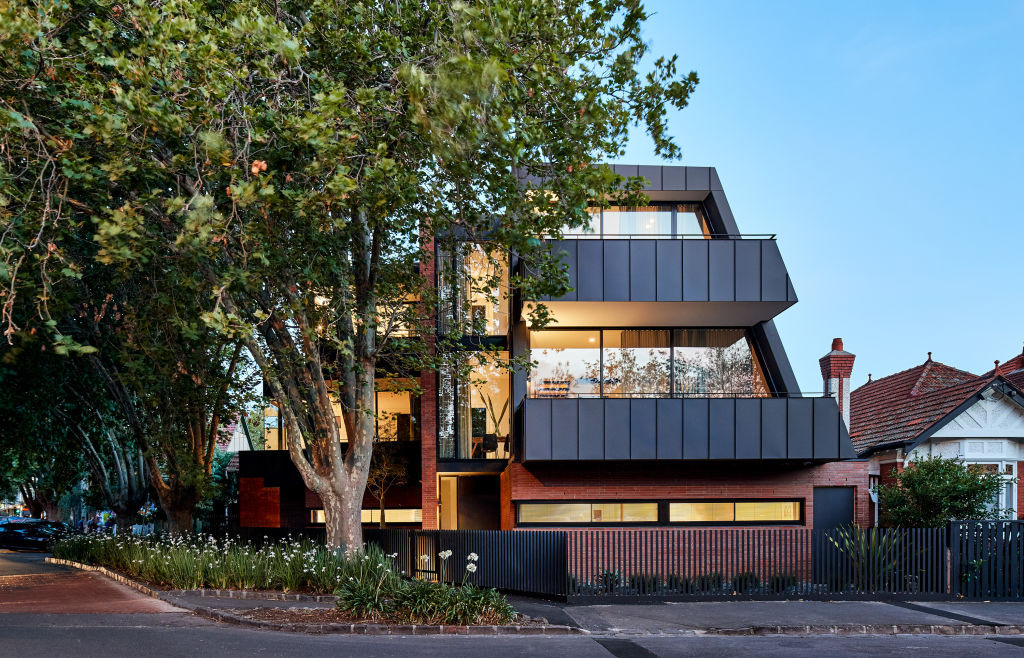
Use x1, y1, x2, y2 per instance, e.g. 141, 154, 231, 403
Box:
985, 350, 1024, 392
849, 358, 984, 454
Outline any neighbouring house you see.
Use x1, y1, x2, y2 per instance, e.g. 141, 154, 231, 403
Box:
847, 342, 1024, 524
239, 165, 871, 535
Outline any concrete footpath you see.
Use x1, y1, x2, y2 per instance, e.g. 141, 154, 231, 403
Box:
167, 587, 1024, 636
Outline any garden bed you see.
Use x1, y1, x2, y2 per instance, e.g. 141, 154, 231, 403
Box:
50, 534, 524, 627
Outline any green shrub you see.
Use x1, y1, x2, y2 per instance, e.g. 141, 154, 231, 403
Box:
51, 533, 399, 594
731, 571, 760, 594
596, 569, 621, 593
767, 572, 798, 594
336, 552, 515, 625
664, 573, 686, 592
628, 573, 659, 593
691, 572, 723, 593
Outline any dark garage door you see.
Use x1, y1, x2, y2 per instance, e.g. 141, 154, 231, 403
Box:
813, 486, 854, 529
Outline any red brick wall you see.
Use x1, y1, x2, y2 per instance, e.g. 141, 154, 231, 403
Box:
502, 460, 870, 529
239, 477, 281, 528
1018, 461, 1024, 520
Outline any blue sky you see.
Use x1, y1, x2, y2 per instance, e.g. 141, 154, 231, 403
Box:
619, 0, 1024, 392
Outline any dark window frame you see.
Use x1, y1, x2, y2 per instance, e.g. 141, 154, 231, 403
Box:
515, 498, 805, 528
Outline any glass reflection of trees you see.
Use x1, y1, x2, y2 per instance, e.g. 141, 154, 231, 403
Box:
529, 329, 768, 398
438, 352, 510, 459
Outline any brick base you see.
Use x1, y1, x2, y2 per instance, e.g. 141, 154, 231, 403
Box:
502, 460, 870, 529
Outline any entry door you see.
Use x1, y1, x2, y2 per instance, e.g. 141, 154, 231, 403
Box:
439, 476, 458, 530
813, 486, 855, 529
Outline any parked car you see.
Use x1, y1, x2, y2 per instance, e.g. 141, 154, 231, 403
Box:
0, 520, 74, 550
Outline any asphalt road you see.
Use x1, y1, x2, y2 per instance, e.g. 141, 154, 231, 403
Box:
2, 550, 1024, 657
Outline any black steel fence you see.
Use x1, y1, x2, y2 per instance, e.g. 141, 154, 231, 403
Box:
317, 522, 1024, 601
564, 527, 948, 600
364, 528, 568, 597
951, 521, 1024, 600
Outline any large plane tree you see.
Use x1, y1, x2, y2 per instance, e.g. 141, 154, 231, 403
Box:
1, 0, 697, 548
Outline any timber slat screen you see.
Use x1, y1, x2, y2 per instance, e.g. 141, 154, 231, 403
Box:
365, 529, 568, 597
565, 527, 947, 600
951, 521, 1024, 600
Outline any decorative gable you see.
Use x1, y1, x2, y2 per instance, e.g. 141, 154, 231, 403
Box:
931, 389, 1024, 439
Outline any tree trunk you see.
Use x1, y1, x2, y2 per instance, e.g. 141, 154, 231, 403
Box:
155, 485, 199, 535
164, 506, 194, 535
321, 487, 363, 552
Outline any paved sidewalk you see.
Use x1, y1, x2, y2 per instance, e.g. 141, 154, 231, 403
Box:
0, 550, 180, 614
508, 596, 1024, 635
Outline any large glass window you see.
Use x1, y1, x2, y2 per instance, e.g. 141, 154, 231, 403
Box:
439, 243, 509, 336
669, 500, 801, 524
673, 329, 769, 397
375, 378, 420, 441
603, 206, 672, 237
518, 502, 659, 525
560, 204, 710, 239
528, 329, 768, 398
438, 352, 510, 459
527, 331, 601, 398
602, 330, 671, 397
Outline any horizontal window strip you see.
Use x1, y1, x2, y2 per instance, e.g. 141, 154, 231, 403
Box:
310, 509, 423, 524
517, 499, 803, 527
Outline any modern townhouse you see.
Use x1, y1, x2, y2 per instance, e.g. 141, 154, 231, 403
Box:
239, 165, 870, 534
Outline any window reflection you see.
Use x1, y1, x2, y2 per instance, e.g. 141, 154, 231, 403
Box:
528, 329, 768, 398
438, 352, 510, 459
439, 244, 509, 337
528, 331, 600, 398
673, 329, 768, 397
602, 330, 671, 397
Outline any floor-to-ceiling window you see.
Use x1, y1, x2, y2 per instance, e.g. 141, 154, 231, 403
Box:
528, 329, 769, 398
438, 352, 510, 459
438, 243, 509, 337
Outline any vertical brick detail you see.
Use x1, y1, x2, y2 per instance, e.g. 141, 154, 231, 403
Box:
500, 468, 513, 530
239, 477, 281, 528
504, 461, 870, 529
419, 235, 439, 529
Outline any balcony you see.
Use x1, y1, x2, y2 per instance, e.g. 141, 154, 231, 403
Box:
517, 395, 856, 462
527, 237, 797, 327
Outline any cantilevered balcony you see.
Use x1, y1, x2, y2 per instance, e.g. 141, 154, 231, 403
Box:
516, 395, 855, 462
526, 237, 797, 327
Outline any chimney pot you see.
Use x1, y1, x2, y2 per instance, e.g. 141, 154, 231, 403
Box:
831, 337, 843, 352
927, 351, 932, 362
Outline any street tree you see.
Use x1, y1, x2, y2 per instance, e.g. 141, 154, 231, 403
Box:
1, 0, 698, 547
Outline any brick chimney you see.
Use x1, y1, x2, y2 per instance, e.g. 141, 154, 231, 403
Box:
820, 338, 856, 429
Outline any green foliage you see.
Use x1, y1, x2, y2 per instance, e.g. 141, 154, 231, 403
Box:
767, 572, 798, 594
51, 533, 398, 593
731, 571, 760, 594
337, 556, 515, 625
1, 0, 697, 545
878, 456, 1010, 527
691, 572, 723, 593
824, 525, 902, 592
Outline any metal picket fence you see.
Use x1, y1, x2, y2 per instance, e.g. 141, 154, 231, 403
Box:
352, 521, 1024, 601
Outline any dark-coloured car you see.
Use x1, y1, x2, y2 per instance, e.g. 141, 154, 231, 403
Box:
0, 521, 73, 550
